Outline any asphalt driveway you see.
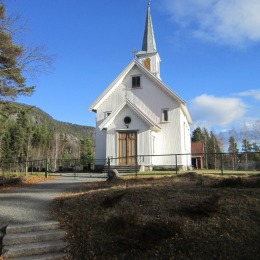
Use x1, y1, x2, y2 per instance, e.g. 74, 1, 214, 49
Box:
0, 174, 106, 228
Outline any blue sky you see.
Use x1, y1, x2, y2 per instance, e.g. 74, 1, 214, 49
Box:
4, 0, 260, 134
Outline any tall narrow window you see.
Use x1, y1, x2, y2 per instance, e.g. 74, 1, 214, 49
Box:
152, 136, 156, 154
144, 58, 151, 70
132, 76, 141, 88
184, 122, 187, 150
162, 109, 169, 122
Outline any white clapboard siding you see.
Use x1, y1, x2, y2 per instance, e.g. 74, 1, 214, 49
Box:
92, 60, 192, 169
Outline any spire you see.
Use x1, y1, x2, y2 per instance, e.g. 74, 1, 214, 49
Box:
137, 1, 161, 78
141, 1, 157, 53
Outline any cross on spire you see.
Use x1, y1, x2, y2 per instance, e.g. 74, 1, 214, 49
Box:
132, 48, 138, 59
141, 0, 157, 53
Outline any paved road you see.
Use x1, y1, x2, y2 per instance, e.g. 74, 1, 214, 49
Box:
0, 174, 106, 228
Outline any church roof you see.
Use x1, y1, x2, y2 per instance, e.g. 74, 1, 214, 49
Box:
138, 1, 157, 54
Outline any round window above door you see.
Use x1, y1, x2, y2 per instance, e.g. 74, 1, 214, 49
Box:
124, 116, 131, 128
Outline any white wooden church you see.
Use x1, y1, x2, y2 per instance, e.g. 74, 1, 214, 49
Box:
90, 2, 192, 171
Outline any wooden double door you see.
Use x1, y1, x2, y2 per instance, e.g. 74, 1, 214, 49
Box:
118, 131, 137, 165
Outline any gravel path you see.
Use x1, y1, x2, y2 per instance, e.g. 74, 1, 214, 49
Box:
0, 174, 106, 228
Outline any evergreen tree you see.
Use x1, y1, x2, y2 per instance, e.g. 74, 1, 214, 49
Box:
31, 123, 53, 157
192, 127, 223, 169
252, 142, 260, 152
241, 139, 253, 166
241, 139, 252, 153
191, 127, 203, 142
202, 128, 210, 169
1, 109, 31, 165
1, 120, 19, 162
207, 131, 222, 169
1, 121, 13, 162
228, 136, 239, 170
80, 137, 94, 170
0, 3, 52, 101
0, 4, 34, 100
228, 136, 239, 154
252, 142, 260, 162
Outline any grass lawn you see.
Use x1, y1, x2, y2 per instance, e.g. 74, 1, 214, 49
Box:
51, 172, 260, 260
131, 169, 260, 176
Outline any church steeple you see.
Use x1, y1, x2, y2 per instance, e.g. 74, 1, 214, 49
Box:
141, 1, 157, 53
137, 1, 161, 78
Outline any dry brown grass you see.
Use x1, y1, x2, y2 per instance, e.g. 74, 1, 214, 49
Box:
51, 173, 260, 260
0, 175, 57, 192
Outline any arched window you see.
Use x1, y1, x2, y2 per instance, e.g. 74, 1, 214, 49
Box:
144, 58, 151, 70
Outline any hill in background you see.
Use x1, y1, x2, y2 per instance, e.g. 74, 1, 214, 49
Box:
0, 101, 95, 141
0, 101, 95, 163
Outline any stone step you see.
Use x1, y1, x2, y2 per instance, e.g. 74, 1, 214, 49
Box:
103, 166, 141, 174
3, 240, 67, 258
3, 229, 66, 246
6, 221, 60, 234
7, 252, 67, 260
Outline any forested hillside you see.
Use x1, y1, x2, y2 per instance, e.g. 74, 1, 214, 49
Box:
0, 101, 95, 163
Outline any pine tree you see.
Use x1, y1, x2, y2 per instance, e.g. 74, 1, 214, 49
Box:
207, 131, 222, 169
80, 137, 94, 170
1, 110, 29, 165
252, 143, 260, 152
252, 142, 260, 162
0, 4, 35, 100
241, 139, 252, 153
191, 127, 203, 142
228, 136, 239, 154
202, 128, 210, 169
192, 127, 223, 169
228, 136, 239, 170
241, 139, 253, 168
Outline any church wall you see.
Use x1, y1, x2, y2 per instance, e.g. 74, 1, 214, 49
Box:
126, 66, 179, 119
96, 84, 125, 122
94, 127, 107, 168
154, 107, 182, 165
94, 83, 126, 165
179, 109, 192, 168
93, 64, 191, 168
95, 65, 180, 126
180, 109, 191, 154
105, 105, 152, 166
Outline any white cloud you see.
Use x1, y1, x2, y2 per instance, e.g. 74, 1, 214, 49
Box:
190, 94, 247, 127
237, 89, 260, 100
163, 0, 260, 47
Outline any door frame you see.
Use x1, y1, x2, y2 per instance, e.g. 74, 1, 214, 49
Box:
118, 131, 137, 165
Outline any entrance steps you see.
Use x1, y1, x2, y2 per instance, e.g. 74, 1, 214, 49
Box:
103, 165, 141, 174
2, 221, 67, 260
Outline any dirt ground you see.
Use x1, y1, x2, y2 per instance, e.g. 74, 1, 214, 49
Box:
0, 175, 57, 193
50, 172, 260, 260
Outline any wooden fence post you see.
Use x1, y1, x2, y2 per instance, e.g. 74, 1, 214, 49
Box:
175, 154, 178, 174
45, 159, 49, 178
221, 153, 224, 175
107, 157, 110, 172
